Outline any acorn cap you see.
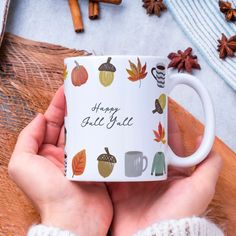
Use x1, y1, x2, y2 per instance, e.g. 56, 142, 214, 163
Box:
98, 57, 116, 72
97, 147, 117, 163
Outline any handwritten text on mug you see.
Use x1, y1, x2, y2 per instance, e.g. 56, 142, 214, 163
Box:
80, 102, 134, 129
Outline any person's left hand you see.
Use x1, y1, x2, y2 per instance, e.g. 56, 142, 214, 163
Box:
8, 86, 113, 236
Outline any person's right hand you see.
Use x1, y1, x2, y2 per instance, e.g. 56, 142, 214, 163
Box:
8, 86, 113, 236
107, 111, 223, 236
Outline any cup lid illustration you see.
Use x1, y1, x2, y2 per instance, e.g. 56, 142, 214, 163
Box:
156, 63, 166, 71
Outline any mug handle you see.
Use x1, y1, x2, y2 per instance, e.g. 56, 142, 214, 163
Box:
142, 156, 148, 172
167, 73, 215, 168
151, 67, 157, 81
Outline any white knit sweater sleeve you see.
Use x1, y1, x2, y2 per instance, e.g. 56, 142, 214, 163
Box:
27, 217, 224, 236
134, 217, 224, 236
27, 224, 77, 236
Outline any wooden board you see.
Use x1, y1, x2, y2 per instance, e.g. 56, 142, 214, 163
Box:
0, 33, 235, 235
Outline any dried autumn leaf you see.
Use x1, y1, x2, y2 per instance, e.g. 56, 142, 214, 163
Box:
126, 57, 148, 87
72, 149, 86, 177
63, 64, 68, 80
153, 122, 166, 144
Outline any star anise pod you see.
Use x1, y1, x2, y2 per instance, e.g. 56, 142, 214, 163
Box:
167, 47, 201, 73
217, 33, 236, 59
142, 0, 167, 17
219, 0, 236, 21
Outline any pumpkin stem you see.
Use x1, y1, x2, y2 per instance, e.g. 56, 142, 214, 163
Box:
74, 60, 80, 67
107, 57, 112, 64
105, 147, 110, 155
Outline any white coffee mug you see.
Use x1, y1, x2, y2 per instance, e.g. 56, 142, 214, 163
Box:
64, 55, 215, 182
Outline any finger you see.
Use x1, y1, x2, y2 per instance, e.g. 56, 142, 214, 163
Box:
57, 125, 65, 148
191, 151, 223, 188
168, 108, 185, 156
168, 165, 193, 178
38, 144, 64, 170
44, 86, 65, 145
13, 113, 46, 155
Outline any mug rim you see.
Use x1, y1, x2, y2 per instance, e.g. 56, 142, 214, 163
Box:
125, 151, 143, 155
64, 55, 168, 64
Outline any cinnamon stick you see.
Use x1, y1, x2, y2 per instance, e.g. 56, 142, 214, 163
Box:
68, 0, 84, 33
89, 0, 99, 19
92, 0, 122, 5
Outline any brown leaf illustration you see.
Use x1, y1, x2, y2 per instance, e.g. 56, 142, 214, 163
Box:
126, 57, 148, 87
153, 122, 166, 144
72, 149, 86, 177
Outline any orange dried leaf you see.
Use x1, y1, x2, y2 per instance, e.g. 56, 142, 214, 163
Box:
72, 149, 86, 177
158, 122, 163, 136
63, 64, 68, 80
140, 72, 148, 79
137, 58, 141, 72
129, 60, 138, 74
128, 76, 139, 82
126, 69, 136, 77
127, 58, 148, 86
141, 63, 147, 74
153, 122, 166, 144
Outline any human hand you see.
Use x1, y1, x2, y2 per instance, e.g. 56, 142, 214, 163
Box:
8, 86, 113, 236
107, 110, 223, 236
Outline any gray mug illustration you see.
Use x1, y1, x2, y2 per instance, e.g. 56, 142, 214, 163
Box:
125, 151, 148, 177
151, 63, 166, 88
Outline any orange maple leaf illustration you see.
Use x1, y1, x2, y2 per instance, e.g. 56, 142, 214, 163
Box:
153, 122, 166, 144
126, 57, 148, 87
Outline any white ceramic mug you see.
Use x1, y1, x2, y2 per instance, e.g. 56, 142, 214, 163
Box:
64, 55, 215, 182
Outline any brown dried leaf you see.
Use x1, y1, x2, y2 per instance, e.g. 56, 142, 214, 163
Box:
72, 149, 86, 177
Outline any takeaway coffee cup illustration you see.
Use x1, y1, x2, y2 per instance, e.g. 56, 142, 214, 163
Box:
151, 63, 166, 88
125, 151, 148, 177
64, 55, 215, 182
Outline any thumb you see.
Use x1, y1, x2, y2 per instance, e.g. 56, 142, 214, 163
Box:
13, 113, 46, 155
191, 151, 223, 191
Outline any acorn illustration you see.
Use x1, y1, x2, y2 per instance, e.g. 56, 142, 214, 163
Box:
98, 57, 116, 87
71, 61, 88, 86
97, 147, 117, 178
152, 94, 166, 114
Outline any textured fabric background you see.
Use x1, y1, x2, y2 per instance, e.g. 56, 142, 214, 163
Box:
0, 0, 10, 46
166, 0, 236, 90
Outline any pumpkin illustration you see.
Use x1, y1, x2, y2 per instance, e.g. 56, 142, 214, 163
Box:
98, 57, 116, 87
97, 147, 117, 178
71, 60, 88, 86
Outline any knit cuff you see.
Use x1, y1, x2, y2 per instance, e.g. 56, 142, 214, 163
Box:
27, 224, 77, 236
134, 217, 224, 236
